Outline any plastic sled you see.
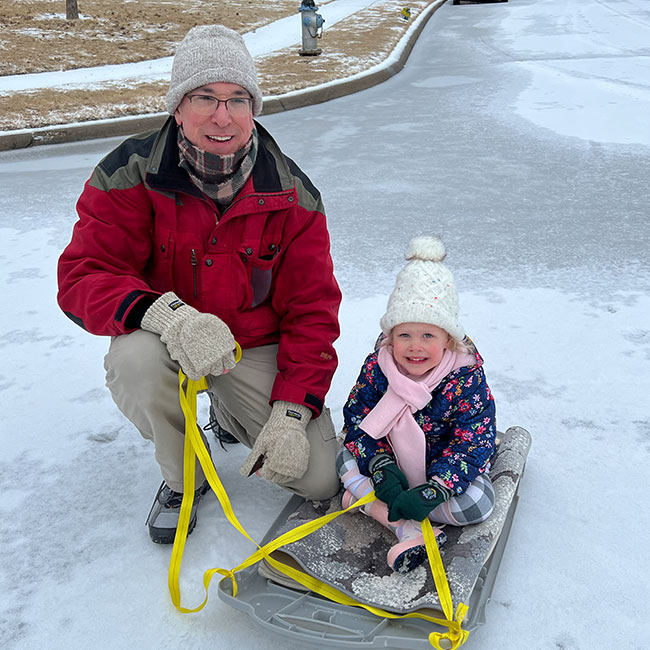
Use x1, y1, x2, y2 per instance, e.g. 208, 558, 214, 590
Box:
218, 426, 531, 648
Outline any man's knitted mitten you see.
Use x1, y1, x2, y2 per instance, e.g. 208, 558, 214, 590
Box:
141, 291, 236, 380
240, 401, 312, 484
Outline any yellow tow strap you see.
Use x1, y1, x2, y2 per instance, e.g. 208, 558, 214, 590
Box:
168, 371, 469, 648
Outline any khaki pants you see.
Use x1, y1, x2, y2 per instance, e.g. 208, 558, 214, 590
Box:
104, 330, 340, 500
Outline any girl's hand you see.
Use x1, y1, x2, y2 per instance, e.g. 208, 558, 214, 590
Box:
369, 454, 409, 506
388, 481, 453, 522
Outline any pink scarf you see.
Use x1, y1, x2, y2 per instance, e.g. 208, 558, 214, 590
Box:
359, 346, 475, 487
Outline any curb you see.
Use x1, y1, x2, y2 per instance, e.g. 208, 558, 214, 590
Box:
0, 0, 445, 152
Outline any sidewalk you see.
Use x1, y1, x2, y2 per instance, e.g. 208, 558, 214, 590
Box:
0, 0, 445, 151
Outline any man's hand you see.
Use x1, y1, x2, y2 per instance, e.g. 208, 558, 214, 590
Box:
240, 401, 312, 485
368, 454, 409, 507
141, 291, 236, 380
388, 480, 453, 522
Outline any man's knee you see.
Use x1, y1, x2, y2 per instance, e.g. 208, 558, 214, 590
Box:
288, 423, 340, 501
104, 330, 181, 424
299, 466, 340, 501
105, 330, 176, 391
301, 410, 340, 500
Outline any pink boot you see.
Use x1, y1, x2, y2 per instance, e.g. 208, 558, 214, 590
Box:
342, 488, 446, 574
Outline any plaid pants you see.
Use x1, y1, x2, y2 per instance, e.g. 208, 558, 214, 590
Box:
337, 447, 494, 526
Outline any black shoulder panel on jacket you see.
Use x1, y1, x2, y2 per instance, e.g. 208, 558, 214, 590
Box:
252, 141, 283, 193
285, 156, 320, 203
99, 131, 158, 178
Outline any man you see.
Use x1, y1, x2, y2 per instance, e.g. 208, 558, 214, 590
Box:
57, 25, 342, 543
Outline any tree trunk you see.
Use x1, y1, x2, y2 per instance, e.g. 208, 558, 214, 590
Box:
66, 0, 79, 20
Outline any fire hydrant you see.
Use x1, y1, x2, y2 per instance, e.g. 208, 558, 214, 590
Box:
299, 0, 324, 56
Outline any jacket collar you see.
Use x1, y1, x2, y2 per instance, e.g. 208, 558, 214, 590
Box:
145, 117, 294, 199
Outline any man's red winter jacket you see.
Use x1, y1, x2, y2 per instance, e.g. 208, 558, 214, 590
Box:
57, 119, 341, 414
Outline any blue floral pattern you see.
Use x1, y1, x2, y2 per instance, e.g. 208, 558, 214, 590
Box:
342, 342, 496, 495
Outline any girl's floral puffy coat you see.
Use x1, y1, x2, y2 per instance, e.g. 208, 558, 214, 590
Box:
343, 344, 497, 495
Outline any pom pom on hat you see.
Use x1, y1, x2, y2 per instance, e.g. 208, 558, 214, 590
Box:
166, 25, 263, 116
405, 236, 447, 263
379, 236, 465, 342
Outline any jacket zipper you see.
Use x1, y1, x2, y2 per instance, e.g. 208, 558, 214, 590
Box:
191, 249, 198, 298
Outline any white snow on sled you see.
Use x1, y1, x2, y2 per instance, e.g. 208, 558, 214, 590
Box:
218, 426, 532, 649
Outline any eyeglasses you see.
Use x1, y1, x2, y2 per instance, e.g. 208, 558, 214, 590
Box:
186, 94, 253, 117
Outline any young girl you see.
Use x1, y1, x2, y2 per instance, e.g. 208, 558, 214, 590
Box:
339, 236, 497, 573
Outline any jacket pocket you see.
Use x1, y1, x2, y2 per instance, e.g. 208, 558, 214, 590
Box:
250, 261, 273, 308
239, 252, 279, 309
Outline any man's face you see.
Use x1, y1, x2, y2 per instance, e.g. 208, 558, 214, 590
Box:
174, 81, 254, 155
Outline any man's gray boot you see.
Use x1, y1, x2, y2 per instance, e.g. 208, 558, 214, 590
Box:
145, 480, 210, 544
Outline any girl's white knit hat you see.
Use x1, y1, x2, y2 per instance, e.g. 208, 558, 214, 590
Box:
165, 25, 263, 116
380, 236, 465, 342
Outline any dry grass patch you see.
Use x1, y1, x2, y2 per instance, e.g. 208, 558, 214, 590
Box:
0, 0, 440, 131
0, 83, 168, 130
0, 0, 298, 75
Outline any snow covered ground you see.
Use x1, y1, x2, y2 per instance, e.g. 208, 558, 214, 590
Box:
1, 0, 650, 648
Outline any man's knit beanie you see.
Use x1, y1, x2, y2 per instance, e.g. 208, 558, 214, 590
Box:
380, 236, 465, 342
166, 25, 263, 116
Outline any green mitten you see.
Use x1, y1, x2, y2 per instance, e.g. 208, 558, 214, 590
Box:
368, 455, 409, 506
388, 480, 454, 522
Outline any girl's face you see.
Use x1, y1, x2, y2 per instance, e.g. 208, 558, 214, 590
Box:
391, 322, 450, 376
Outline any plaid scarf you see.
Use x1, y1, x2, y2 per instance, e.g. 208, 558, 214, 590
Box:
177, 126, 258, 208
